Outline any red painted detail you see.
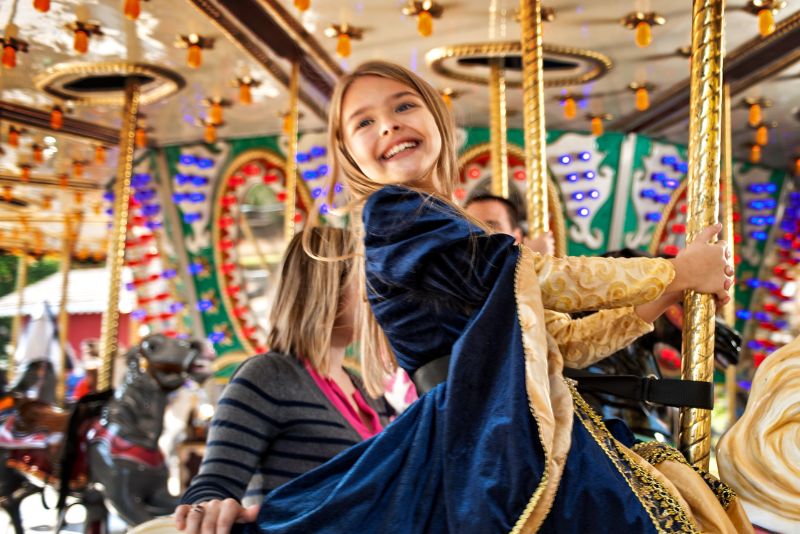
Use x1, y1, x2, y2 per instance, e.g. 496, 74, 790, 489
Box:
679, 204, 687, 214
218, 216, 235, 228
663, 245, 680, 256
732, 212, 740, 221
275, 191, 287, 202
454, 188, 466, 200
293, 213, 303, 223
242, 164, 260, 176
221, 195, 237, 207
263, 174, 279, 184
233, 306, 248, 318
221, 263, 236, 275
753, 353, 767, 367
514, 170, 526, 182
228, 175, 245, 188
467, 168, 481, 179
241, 326, 256, 337
89, 422, 165, 469
219, 239, 234, 250
225, 285, 240, 296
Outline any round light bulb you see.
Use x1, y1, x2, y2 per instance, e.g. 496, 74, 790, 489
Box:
591, 117, 604, 136
34, 0, 51, 12
635, 21, 652, 48
564, 98, 577, 120
51, 107, 63, 130
239, 83, 252, 105
205, 123, 217, 144
135, 128, 147, 148
210, 102, 223, 125
74, 30, 89, 54
187, 44, 202, 68
758, 9, 775, 36
294, 0, 310, 11
336, 33, 351, 58
95, 146, 105, 164
750, 144, 761, 164
123, 0, 140, 20
1, 46, 16, 69
749, 104, 761, 127
756, 126, 768, 146
418, 11, 433, 37
636, 88, 649, 111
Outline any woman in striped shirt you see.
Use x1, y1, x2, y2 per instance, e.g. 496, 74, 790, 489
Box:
174, 227, 394, 534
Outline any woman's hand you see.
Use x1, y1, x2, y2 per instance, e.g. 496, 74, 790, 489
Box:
175, 500, 260, 534
668, 224, 734, 303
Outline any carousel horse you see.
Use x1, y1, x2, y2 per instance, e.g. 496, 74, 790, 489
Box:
717, 332, 800, 534
0, 334, 215, 534
575, 249, 742, 442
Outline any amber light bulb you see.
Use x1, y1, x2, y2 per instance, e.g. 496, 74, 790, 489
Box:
8, 129, 19, 148
135, 128, 147, 148
418, 11, 433, 37
59, 174, 68, 188
796, 158, 800, 175
749, 104, 761, 126
73, 161, 83, 178
33, 145, 43, 165
187, 44, 202, 68
756, 126, 769, 146
294, 0, 310, 11
210, 102, 223, 125
758, 9, 775, 36
750, 144, 761, 164
205, 123, 217, 144
564, 98, 577, 120
442, 93, 452, 109
123, 0, 140, 20
2, 45, 16, 69
283, 114, 292, 134
20, 166, 30, 182
95, 146, 105, 164
636, 88, 649, 111
635, 21, 652, 47
34, 0, 51, 12
74, 30, 88, 54
591, 117, 604, 136
51, 106, 63, 130
239, 83, 252, 105
337, 33, 351, 58
93, 203, 101, 216
43, 197, 52, 210
3, 187, 12, 202
74, 191, 83, 205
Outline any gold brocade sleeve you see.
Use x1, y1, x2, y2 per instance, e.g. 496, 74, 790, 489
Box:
545, 308, 654, 369
532, 251, 675, 313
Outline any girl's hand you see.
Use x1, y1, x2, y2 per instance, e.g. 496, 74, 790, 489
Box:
669, 224, 733, 302
175, 500, 260, 534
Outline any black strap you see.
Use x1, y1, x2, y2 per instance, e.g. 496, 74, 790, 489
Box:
562, 368, 714, 410
411, 355, 714, 409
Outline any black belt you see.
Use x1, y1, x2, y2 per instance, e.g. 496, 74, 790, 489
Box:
410, 355, 714, 409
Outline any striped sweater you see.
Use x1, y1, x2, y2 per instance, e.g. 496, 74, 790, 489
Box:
180, 352, 394, 507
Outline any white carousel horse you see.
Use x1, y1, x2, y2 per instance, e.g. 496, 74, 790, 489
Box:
717, 334, 800, 534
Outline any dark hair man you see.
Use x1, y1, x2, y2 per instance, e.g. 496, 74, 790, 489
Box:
464, 195, 555, 255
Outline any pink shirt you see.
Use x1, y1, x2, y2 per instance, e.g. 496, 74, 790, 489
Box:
304, 360, 384, 440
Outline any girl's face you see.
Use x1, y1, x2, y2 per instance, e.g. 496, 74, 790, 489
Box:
341, 76, 442, 192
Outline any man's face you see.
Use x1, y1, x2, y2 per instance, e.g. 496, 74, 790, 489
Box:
465, 200, 523, 243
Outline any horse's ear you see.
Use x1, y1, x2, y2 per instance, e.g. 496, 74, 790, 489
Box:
122, 344, 141, 363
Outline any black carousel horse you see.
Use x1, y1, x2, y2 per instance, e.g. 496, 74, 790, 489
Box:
0, 334, 214, 534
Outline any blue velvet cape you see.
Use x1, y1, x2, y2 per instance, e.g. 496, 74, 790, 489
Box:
239, 186, 674, 533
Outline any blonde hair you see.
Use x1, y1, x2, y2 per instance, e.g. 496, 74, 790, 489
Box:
268, 227, 355, 376
309, 60, 490, 396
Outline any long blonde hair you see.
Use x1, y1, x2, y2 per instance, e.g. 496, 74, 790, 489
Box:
309, 60, 489, 396
268, 227, 355, 376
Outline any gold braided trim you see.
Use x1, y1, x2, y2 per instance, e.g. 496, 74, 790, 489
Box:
510, 244, 550, 534
632, 442, 737, 511
571, 384, 700, 534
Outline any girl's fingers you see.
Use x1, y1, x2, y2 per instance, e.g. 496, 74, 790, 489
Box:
201, 505, 221, 534
175, 505, 191, 530
184, 505, 206, 534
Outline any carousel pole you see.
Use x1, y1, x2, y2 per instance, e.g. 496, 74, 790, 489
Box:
98, 77, 140, 392
679, 0, 724, 470
489, 58, 509, 199
284, 61, 300, 242
721, 82, 738, 427
7, 249, 29, 385
55, 215, 76, 405
520, 0, 548, 235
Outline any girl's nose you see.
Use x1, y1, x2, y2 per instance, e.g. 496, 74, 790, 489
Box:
381, 123, 401, 136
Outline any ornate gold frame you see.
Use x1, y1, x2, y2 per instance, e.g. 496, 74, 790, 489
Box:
458, 142, 567, 257
34, 62, 185, 107
426, 42, 612, 88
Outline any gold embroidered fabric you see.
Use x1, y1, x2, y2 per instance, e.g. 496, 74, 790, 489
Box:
545, 308, 654, 369
533, 253, 675, 313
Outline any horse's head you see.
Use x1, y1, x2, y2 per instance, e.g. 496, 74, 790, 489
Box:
136, 334, 216, 391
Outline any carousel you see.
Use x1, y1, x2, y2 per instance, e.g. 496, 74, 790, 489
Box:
0, 0, 797, 532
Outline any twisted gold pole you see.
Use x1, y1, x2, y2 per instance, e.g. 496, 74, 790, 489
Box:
520, 0, 548, 235
489, 58, 509, 199
284, 62, 300, 242
56, 215, 75, 406
8, 250, 28, 385
98, 77, 140, 392
680, 0, 724, 471
721, 82, 738, 428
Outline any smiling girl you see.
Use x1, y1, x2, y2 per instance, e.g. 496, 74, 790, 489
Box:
230, 61, 753, 534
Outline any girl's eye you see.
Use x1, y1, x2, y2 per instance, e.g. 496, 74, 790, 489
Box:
356, 118, 373, 130
397, 102, 415, 112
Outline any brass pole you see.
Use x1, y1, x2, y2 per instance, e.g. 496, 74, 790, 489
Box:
8, 250, 28, 385
679, 0, 724, 470
520, 0, 548, 235
98, 77, 140, 392
721, 82, 738, 428
489, 58, 509, 199
55, 215, 76, 405
284, 62, 300, 242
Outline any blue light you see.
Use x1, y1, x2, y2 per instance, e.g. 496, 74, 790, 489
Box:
310, 146, 326, 158
578, 152, 591, 161
334, 183, 343, 194
134, 189, 155, 202
589, 190, 600, 199
763, 281, 780, 291
777, 238, 793, 247
105, 208, 114, 216
764, 199, 777, 209
312, 187, 323, 198
764, 346, 776, 354
572, 192, 586, 201
751, 231, 768, 241
747, 340, 763, 349
737, 380, 752, 391
749, 183, 767, 193
675, 162, 688, 173
197, 158, 213, 169
103, 191, 115, 202
786, 208, 799, 218
765, 183, 778, 193
663, 179, 679, 189
132, 174, 151, 188
736, 310, 752, 320
749, 200, 766, 210
197, 300, 214, 312
187, 263, 204, 275
577, 207, 590, 217
746, 279, 761, 289
183, 212, 202, 223
189, 192, 205, 203
646, 212, 662, 222
651, 173, 667, 182
175, 173, 191, 185
317, 164, 330, 177
145, 221, 163, 230
208, 332, 225, 344
791, 192, 800, 202
191, 176, 208, 187
141, 204, 160, 217
661, 156, 678, 165
775, 320, 788, 329
641, 189, 657, 198
320, 203, 329, 214
126, 283, 136, 291
566, 173, 579, 182
302, 170, 319, 181
583, 171, 595, 180
172, 193, 187, 203
169, 302, 185, 314
179, 154, 197, 166
766, 216, 775, 224
296, 152, 311, 163
162, 269, 177, 279
657, 195, 672, 204
750, 216, 766, 226
559, 155, 572, 165
754, 312, 771, 322
131, 309, 148, 321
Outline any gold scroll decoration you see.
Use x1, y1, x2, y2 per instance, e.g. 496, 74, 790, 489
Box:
284, 62, 300, 242
680, 0, 724, 471
489, 58, 509, 199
